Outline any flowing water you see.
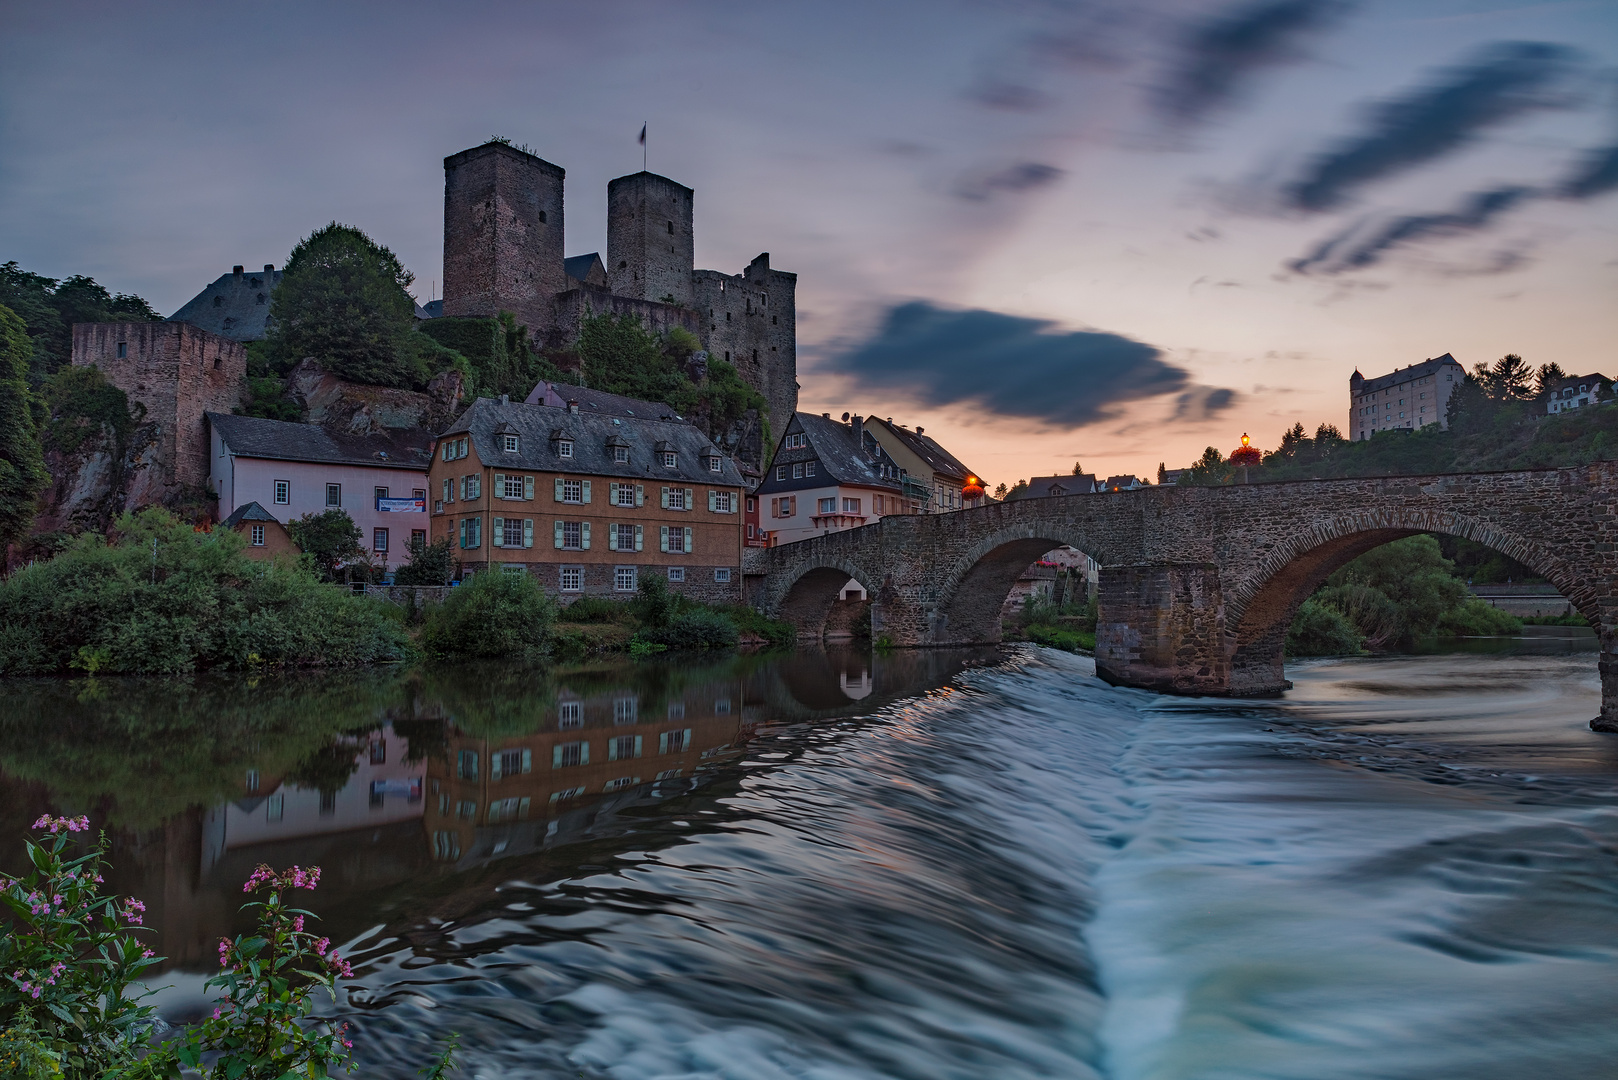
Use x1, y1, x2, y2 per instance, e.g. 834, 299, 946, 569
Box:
2, 639, 1615, 1079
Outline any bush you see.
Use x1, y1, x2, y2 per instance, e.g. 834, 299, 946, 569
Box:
1286, 598, 1364, 656
633, 572, 675, 629
393, 537, 455, 586
1437, 597, 1523, 637
286, 508, 364, 582
558, 595, 633, 624
0, 509, 410, 675
1025, 623, 1094, 653
420, 570, 556, 660
633, 609, 740, 651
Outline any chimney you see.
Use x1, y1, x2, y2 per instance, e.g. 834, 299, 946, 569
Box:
264, 264, 274, 277
851, 414, 864, 444
567, 400, 579, 414
916, 426, 925, 435
822, 412, 830, 419
233, 265, 244, 277
500, 393, 509, 405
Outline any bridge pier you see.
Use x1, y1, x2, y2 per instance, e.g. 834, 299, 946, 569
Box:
1095, 563, 1243, 695
1597, 629, 1618, 732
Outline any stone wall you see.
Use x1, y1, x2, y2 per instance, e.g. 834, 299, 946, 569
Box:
606, 172, 695, 306
692, 254, 798, 435
550, 286, 702, 349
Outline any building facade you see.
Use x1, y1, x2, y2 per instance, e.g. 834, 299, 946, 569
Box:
207, 413, 433, 571
428, 397, 746, 602
861, 416, 983, 512
219, 502, 298, 560
1349, 353, 1467, 440
755, 412, 908, 546
1546, 373, 1609, 414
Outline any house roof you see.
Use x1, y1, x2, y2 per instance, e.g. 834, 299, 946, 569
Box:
564, 253, 608, 287
523, 380, 689, 423
1025, 474, 1096, 498
1357, 353, 1465, 395
866, 418, 977, 483
1548, 372, 1610, 393
439, 398, 747, 487
168, 265, 283, 341
207, 412, 434, 471
220, 501, 280, 529
758, 412, 902, 493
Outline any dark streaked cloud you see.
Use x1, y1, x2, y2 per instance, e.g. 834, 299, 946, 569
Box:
1281, 41, 1584, 212
1156, 0, 1352, 125
1287, 184, 1535, 274
956, 162, 1064, 201
823, 301, 1218, 427
1559, 138, 1618, 199
1172, 386, 1240, 420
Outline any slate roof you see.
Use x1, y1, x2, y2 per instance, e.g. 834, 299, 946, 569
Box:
1353, 353, 1464, 395
868, 418, 978, 483
1025, 474, 1097, 498
207, 413, 434, 471
564, 253, 608, 287
1547, 372, 1610, 394
440, 398, 747, 488
420, 299, 444, 319
220, 501, 280, 529
757, 412, 902, 494
523, 380, 688, 422
169, 266, 283, 341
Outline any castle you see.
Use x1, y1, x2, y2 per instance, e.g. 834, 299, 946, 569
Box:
439, 141, 799, 432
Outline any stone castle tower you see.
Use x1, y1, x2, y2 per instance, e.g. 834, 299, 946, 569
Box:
440, 141, 797, 434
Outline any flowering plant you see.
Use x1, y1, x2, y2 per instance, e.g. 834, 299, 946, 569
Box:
0, 815, 163, 1078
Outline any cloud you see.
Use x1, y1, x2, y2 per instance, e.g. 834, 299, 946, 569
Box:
823, 301, 1209, 427
1155, 0, 1351, 126
1281, 41, 1584, 212
1172, 386, 1240, 420
1559, 138, 1618, 199
956, 162, 1065, 201
1287, 184, 1536, 273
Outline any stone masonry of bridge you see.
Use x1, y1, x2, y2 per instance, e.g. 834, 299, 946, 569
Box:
742, 463, 1618, 731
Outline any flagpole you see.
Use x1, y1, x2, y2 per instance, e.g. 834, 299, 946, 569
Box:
642, 121, 647, 171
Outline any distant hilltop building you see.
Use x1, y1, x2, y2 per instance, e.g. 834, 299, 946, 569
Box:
1545, 372, 1609, 414
1349, 353, 1466, 441
163, 140, 800, 436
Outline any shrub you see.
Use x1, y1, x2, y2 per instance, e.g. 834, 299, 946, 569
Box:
0, 509, 410, 675
0, 304, 47, 556
1025, 623, 1094, 653
634, 609, 740, 651
1286, 598, 1364, 656
722, 605, 795, 648
286, 508, 364, 582
420, 570, 556, 660
1437, 597, 1523, 637
393, 537, 455, 586
633, 573, 675, 630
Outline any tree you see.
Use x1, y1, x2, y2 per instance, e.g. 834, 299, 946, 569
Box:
993, 482, 1008, 499
1156, 462, 1167, 484
1071, 461, 1084, 476
576, 311, 682, 401
1473, 353, 1534, 401
0, 262, 162, 380
1535, 362, 1567, 396
287, 508, 364, 581
393, 537, 455, 586
0, 304, 47, 563
420, 570, 556, 661
267, 223, 430, 388
1315, 422, 1343, 443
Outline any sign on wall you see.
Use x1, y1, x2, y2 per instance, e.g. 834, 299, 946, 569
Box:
376, 498, 426, 513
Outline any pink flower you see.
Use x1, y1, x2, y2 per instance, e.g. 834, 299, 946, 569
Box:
293, 915, 304, 933
142, 948, 154, 959
315, 937, 330, 957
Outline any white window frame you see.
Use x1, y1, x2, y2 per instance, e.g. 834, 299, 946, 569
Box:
503, 433, 520, 453
714, 568, 732, 583
561, 521, 583, 550
613, 446, 629, 463
615, 565, 638, 592
273, 479, 289, 505
561, 478, 584, 503
559, 565, 583, 592
818, 497, 836, 513
668, 566, 685, 582
250, 524, 266, 546
708, 456, 722, 472
558, 439, 573, 458
326, 483, 341, 507
373, 528, 388, 552
661, 451, 677, 468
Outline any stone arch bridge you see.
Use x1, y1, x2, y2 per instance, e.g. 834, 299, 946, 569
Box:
743, 463, 1618, 731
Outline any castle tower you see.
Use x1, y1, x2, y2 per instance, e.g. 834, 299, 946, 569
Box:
606, 172, 694, 306
442, 143, 566, 339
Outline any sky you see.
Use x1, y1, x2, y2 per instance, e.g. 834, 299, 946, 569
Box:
3, 0, 1616, 489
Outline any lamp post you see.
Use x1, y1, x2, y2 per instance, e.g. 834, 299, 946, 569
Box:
1230, 432, 1261, 484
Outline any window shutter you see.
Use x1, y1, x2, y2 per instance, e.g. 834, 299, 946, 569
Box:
683, 727, 692, 750
709, 490, 716, 512
491, 752, 503, 780
492, 517, 504, 547
581, 522, 591, 549
582, 480, 591, 503
685, 488, 693, 511
660, 486, 670, 509
684, 527, 693, 554
636, 484, 645, 506
459, 477, 466, 500
658, 731, 669, 754
608, 525, 618, 551
608, 739, 619, 762
554, 478, 564, 501
610, 482, 619, 504
580, 742, 589, 764
522, 749, 532, 773
635, 525, 643, 551
494, 472, 506, 497
553, 520, 564, 549
660, 525, 669, 553
523, 519, 534, 548
552, 745, 563, 768
524, 475, 534, 500
635, 735, 643, 758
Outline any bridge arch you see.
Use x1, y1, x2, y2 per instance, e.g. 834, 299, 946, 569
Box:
930, 522, 1106, 645
758, 556, 879, 642
1222, 509, 1594, 695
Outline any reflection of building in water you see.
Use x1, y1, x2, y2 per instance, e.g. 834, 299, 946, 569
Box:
425, 684, 747, 867
200, 725, 426, 878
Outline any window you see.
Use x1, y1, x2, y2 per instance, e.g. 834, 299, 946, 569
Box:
456, 801, 477, 820
661, 451, 677, 468
844, 498, 861, 513
561, 478, 583, 503
746, 496, 756, 512
375, 486, 389, 502
615, 566, 638, 592
614, 697, 638, 724
501, 474, 526, 499
775, 466, 787, 481
459, 517, 482, 549
609, 735, 640, 761
411, 529, 427, 551
793, 463, 804, 479
747, 524, 755, 538
504, 433, 520, 453
370, 739, 387, 765
457, 750, 479, 779
714, 698, 731, 715
656, 769, 682, 781
666, 487, 688, 510
805, 461, 816, 477
245, 769, 260, 793
559, 565, 583, 592
374, 528, 388, 552
610, 522, 639, 551
463, 475, 482, 500
266, 793, 283, 822
709, 456, 722, 472
273, 480, 289, 505
667, 220, 674, 234
116, 342, 127, 359
559, 701, 583, 729
661, 729, 690, 753
495, 748, 528, 777
604, 776, 638, 793
784, 433, 806, 449
251, 524, 266, 546
442, 478, 454, 503
614, 483, 638, 507
668, 566, 685, 582
500, 518, 523, 547
413, 488, 426, 501
555, 741, 588, 767
433, 832, 460, 861
486, 797, 530, 823
558, 439, 572, 458
774, 496, 795, 517
561, 521, 583, 549
819, 497, 836, 513
660, 525, 692, 553
326, 484, 341, 507
712, 491, 735, 513
714, 568, 732, 583
550, 786, 586, 804
614, 446, 629, 464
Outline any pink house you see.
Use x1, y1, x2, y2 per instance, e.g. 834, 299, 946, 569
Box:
207, 412, 433, 571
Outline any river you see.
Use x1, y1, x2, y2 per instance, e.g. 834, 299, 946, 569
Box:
1, 639, 1614, 1079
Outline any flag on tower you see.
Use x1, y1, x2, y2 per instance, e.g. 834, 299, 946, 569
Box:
638, 123, 646, 145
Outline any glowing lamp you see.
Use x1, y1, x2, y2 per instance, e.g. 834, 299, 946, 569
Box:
962, 477, 985, 499
1240, 433, 1251, 448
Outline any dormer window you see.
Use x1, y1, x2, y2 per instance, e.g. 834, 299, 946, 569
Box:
614, 446, 629, 464
503, 433, 520, 453
558, 439, 573, 458
661, 451, 677, 468
708, 455, 722, 472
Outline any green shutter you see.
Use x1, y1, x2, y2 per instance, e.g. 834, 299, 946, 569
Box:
492, 517, 504, 547
660, 525, 669, 553
709, 490, 716, 512
523, 519, 534, 548
684, 526, 693, 554
553, 520, 564, 549
636, 484, 645, 506
608, 524, 618, 551
634, 735, 643, 758
581, 522, 591, 549
554, 478, 564, 501
524, 475, 535, 500
491, 751, 503, 780
582, 480, 591, 503
494, 472, 506, 497
685, 488, 693, 512
660, 486, 670, 509
552, 744, 564, 768
635, 525, 643, 551
521, 749, 532, 773
610, 481, 619, 504
458, 519, 466, 549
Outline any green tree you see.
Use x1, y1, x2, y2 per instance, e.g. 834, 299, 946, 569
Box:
0, 262, 162, 381
1071, 461, 1084, 476
393, 537, 455, 586
286, 508, 363, 581
1535, 361, 1567, 396
420, 570, 556, 661
0, 304, 47, 561
1473, 353, 1534, 401
267, 223, 438, 388
576, 311, 682, 401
